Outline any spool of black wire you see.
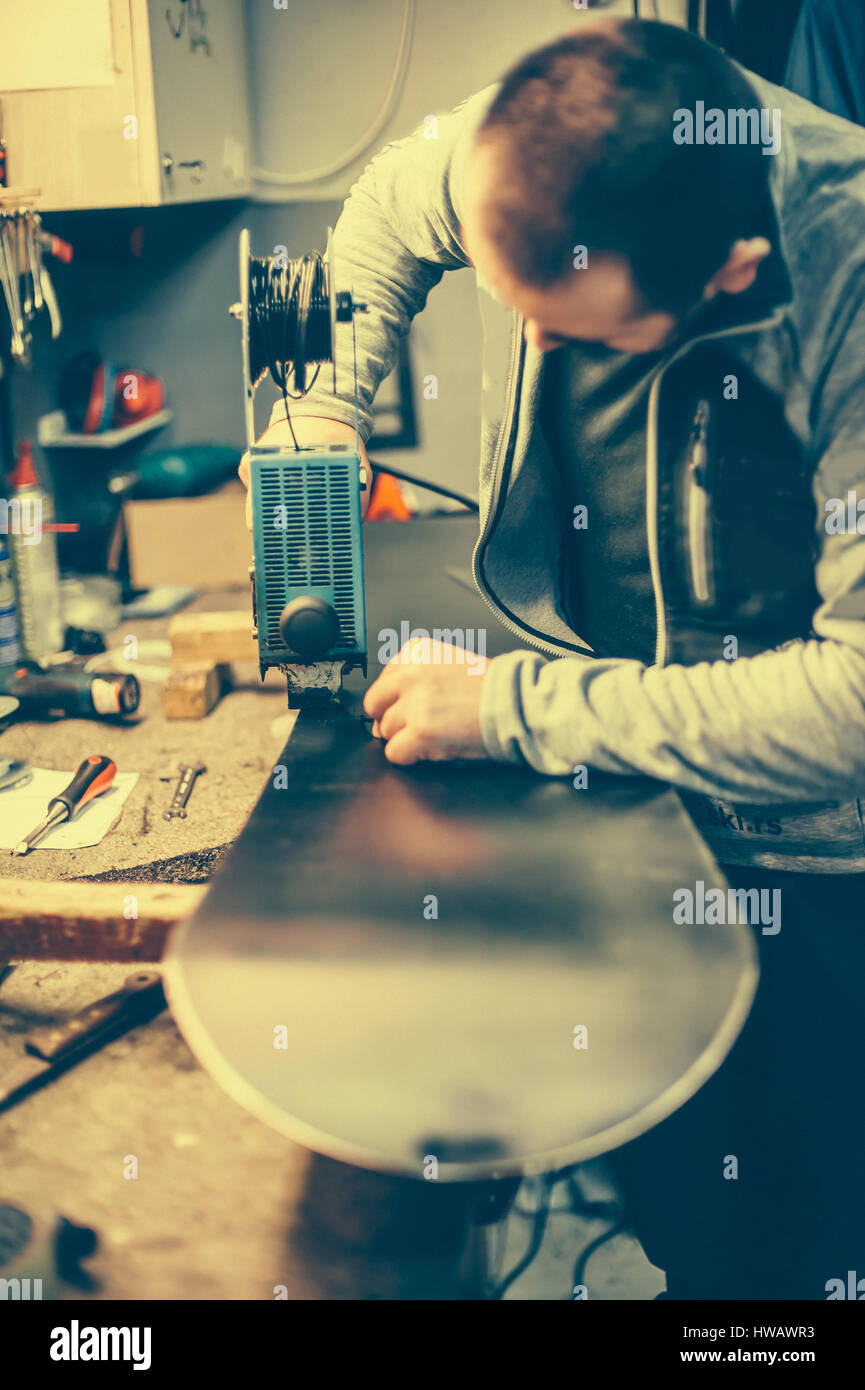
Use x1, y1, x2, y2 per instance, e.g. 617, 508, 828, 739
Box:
247, 250, 333, 398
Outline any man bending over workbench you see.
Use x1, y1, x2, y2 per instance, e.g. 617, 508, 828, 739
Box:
240, 17, 865, 1300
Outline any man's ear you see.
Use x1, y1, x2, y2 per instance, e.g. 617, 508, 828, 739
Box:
704, 237, 772, 298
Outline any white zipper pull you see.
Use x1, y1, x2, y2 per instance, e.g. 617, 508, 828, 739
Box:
687, 400, 714, 606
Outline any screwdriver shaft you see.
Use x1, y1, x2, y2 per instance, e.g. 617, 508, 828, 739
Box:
11, 802, 69, 857
9, 754, 117, 857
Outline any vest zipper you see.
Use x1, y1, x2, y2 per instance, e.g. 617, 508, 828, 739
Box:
472, 315, 575, 656
475, 312, 522, 542
687, 400, 713, 606
474, 305, 788, 667
646, 309, 787, 667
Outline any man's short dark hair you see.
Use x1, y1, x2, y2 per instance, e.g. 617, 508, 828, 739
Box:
476, 20, 777, 313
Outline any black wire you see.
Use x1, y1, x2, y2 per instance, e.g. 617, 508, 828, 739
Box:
368, 459, 479, 513
248, 250, 333, 450
490, 1174, 555, 1300
489, 1213, 509, 1291
512, 1170, 619, 1222
565, 1170, 621, 1224
502, 1167, 631, 1299
272, 394, 300, 451
565, 1168, 630, 1298
571, 1216, 629, 1295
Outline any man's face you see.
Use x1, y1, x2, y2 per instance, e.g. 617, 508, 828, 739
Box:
462, 145, 682, 356
481, 246, 680, 356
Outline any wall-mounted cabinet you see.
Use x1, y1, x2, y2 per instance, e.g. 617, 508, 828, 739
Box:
0, 0, 251, 211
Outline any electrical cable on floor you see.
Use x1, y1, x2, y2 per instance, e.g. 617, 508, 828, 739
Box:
565, 1169, 622, 1224
500, 1165, 631, 1299
571, 1216, 630, 1296
490, 1173, 555, 1300
566, 1169, 630, 1297
488, 1210, 510, 1292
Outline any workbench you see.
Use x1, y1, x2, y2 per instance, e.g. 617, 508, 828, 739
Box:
0, 592, 290, 889
0, 586, 306, 1298
0, 517, 753, 1301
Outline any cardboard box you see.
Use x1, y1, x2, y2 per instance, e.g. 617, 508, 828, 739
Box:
124, 482, 252, 590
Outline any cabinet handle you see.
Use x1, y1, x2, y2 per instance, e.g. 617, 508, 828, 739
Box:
161, 156, 206, 185
178, 160, 206, 184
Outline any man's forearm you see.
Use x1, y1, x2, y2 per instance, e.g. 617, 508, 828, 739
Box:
270, 163, 448, 442
272, 89, 492, 437
480, 639, 865, 804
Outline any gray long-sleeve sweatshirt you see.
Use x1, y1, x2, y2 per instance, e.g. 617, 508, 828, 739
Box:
275, 71, 865, 873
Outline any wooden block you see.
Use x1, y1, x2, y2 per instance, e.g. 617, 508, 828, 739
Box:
163, 663, 227, 719
0, 881, 206, 961
169, 610, 258, 665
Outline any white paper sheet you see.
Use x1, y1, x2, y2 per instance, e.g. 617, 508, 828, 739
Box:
0, 0, 115, 93
0, 767, 138, 851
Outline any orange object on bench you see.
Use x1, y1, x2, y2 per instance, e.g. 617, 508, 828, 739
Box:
366, 471, 411, 522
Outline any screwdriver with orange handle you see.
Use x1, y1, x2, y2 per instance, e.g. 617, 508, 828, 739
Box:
11, 755, 117, 857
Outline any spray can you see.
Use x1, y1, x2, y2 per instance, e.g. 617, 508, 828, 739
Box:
6, 442, 63, 661
0, 541, 21, 663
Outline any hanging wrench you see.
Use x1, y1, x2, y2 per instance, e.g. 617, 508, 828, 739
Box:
0, 221, 14, 346
24, 211, 42, 313
6, 213, 26, 352
39, 262, 61, 339
16, 214, 32, 319
30, 214, 43, 311
0, 212, 25, 358
23, 210, 59, 338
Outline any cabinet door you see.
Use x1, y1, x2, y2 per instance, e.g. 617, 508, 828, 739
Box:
0, 0, 160, 211
147, 0, 251, 203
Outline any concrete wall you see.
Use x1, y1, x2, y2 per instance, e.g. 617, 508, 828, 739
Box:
11, 0, 692, 517
245, 0, 694, 499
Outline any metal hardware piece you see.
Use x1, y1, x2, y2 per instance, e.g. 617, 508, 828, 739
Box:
178, 160, 206, 183
163, 762, 207, 820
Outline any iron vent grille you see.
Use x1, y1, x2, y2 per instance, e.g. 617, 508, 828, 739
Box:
258, 461, 357, 650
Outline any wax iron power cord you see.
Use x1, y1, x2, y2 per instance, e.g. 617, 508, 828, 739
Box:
368, 458, 479, 514
489, 1164, 630, 1300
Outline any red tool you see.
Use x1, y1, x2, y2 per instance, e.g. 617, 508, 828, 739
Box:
11, 754, 117, 856
38, 231, 73, 264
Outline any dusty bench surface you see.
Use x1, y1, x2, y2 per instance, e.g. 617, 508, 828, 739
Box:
0, 589, 290, 889
0, 589, 306, 1300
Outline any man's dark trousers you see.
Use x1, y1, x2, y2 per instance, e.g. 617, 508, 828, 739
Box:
606, 867, 865, 1300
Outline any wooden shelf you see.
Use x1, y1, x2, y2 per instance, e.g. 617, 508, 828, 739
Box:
37, 408, 173, 450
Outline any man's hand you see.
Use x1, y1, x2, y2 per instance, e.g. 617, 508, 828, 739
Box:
238, 415, 371, 529
364, 639, 489, 765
